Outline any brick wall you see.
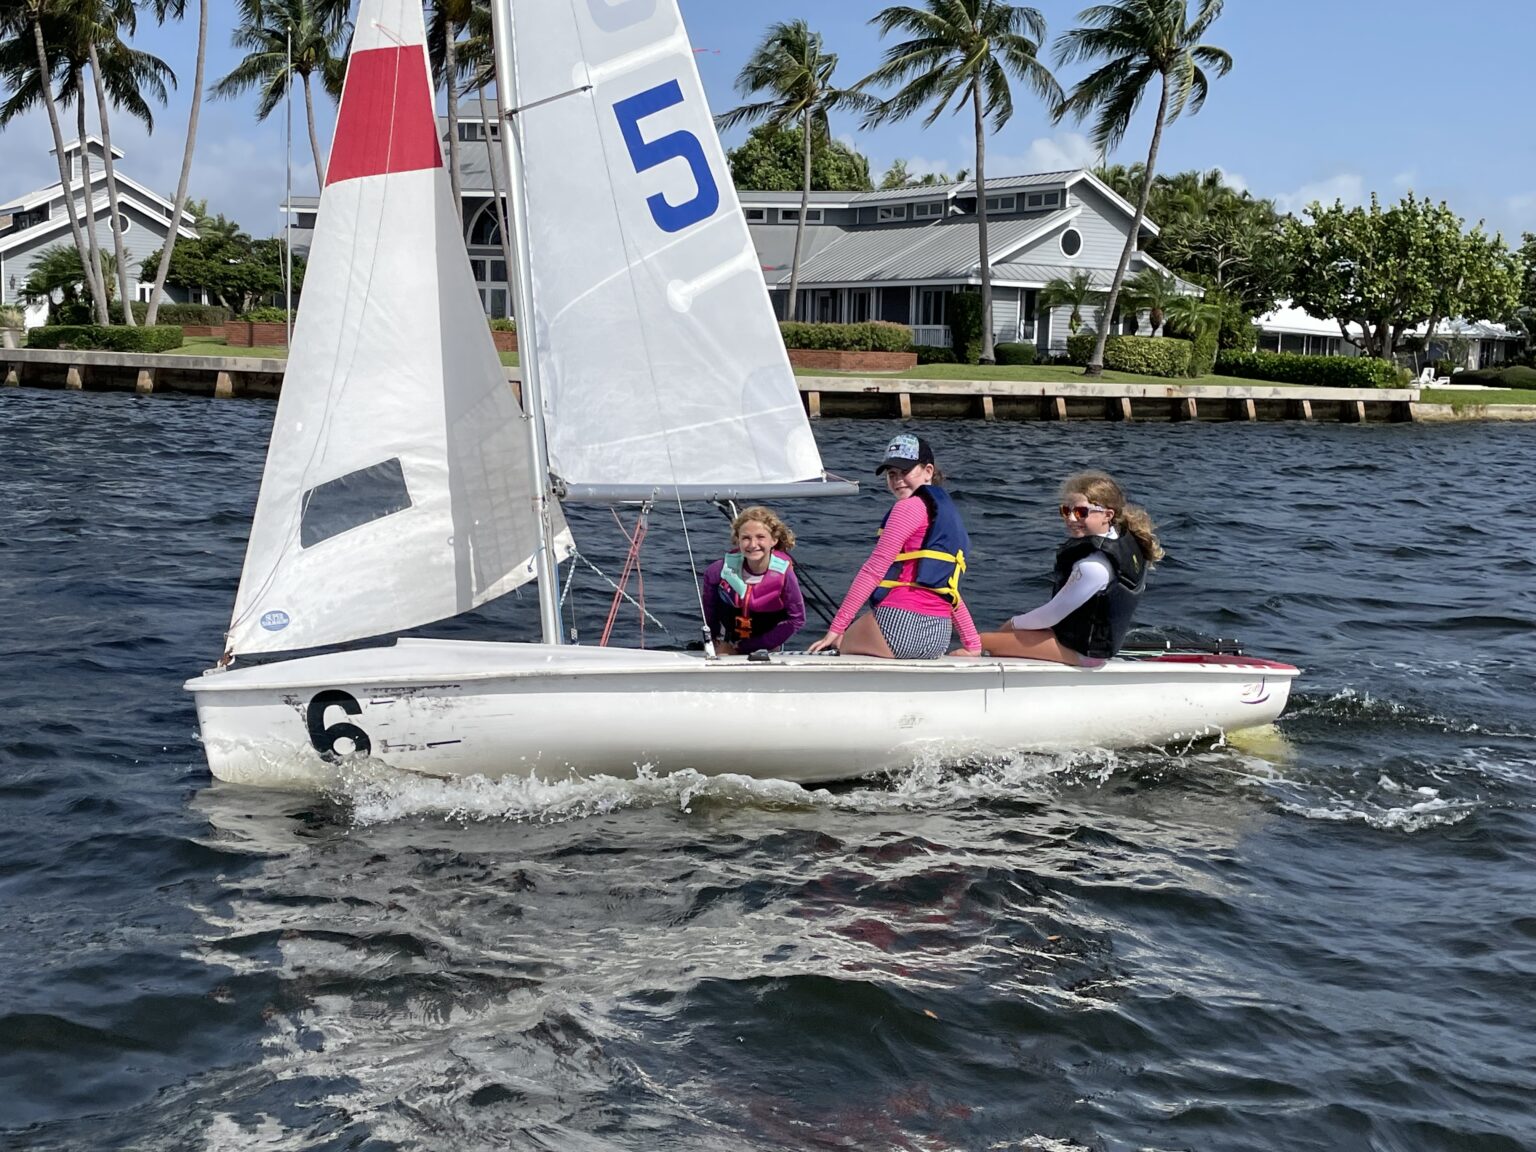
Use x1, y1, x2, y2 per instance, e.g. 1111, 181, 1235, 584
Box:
226, 321, 289, 348
786, 349, 917, 372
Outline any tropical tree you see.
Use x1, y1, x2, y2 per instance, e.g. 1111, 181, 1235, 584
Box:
1120, 267, 1177, 333
727, 123, 873, 192
862, 0, 1060, 362
21, 242, 116, 319
455, 0, 516, 312
878, 158, 956, 189
1, 3, 109, 321
427, 0, 472, 223
143, 0, 208, 326
716, 20, 874, 322
212, 0, 348, 190
1039, 269, 1100, 334
1055, 0, 1233, 376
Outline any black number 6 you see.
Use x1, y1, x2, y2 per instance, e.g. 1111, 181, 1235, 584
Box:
306, 690, 372, 761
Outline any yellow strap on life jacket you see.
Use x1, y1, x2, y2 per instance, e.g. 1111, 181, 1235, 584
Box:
877, 548, 967, 604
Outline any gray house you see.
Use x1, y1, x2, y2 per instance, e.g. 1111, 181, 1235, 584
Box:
0, 137, 200, 321
282, 114, 1183, 348
742, 170, 1185, 352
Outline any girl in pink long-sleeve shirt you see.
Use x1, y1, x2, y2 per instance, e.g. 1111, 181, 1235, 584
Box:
807, 434, 980, 659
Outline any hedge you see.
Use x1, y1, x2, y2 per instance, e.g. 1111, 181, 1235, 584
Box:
1450, 365, 1536, 388
488, 317, 517, 332
947, 292, 984, 363
241, 306, 291, 323
916, 345, 957, 364
994, 341, 1036, 366
1215, 349, 1404, 389
108, 301, 231, 325
779, 321, 913, 353
1066, 333, 1193, 378
27, 324, 185, 352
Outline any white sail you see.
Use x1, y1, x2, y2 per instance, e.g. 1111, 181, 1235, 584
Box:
227, 0, 569, 658
503, 0, 825, 492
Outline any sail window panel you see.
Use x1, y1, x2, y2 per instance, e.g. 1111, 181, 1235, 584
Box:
299, 458, 413, 549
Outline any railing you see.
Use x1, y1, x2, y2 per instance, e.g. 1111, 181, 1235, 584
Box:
911, 324, 950, 347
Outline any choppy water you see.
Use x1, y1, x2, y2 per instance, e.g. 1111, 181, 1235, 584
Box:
3, 390, 1534, 1151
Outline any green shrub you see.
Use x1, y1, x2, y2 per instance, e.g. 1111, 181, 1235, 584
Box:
779, 321, 914, 353
916, 345, 957, 365
488, 317, 517, 332
107, 301, 231, 325
1214, 349, 1402, 389
947, 291, 984, 363
27, 324, 184, 352
52, 301, 94, 325
1066, 333, 1192, 377
1188, 328, 1218, 377
994, 342, 1036, 366
1452, 365, 1536, 388
241, 306, 290, 323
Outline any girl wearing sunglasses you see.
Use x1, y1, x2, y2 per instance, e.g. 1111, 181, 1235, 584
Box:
969, 470, 1164, 665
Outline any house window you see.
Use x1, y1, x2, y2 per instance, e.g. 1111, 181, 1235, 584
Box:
114, 213, 132, 234
745, 207, 767, 223
459, 123, 482, 142
1060, 228, 1082, 257
1025, 190, 1061, 210
468, 204, 502, 247
917, 288, 948, 326
849, 289, 872, 322
984, 195, 1016, 212
779, 208, 823, 223
877, 205, 907, 222
136, 282, 153, 303
913, 202, 943, 219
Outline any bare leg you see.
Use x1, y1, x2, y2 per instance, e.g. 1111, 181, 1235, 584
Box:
837, 611, 896, 658
979, 625, 1083, 666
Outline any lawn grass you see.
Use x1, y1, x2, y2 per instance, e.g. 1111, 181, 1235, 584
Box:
168, 336, 522, 368
796, 361, 1240, 388
1421, 387, 1536, 405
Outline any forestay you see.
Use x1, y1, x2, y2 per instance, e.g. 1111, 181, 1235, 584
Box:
227, 0, 570, 658
503, 0, 825, 492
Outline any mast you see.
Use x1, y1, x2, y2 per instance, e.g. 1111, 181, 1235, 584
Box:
489, 0, 563, 645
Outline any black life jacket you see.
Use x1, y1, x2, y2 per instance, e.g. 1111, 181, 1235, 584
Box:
1049, 531, 1147, 659
870, 484, 969, 606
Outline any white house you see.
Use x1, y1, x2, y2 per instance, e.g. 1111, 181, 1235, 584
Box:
0, 137, 200, 322
1255, 301, 1523, 368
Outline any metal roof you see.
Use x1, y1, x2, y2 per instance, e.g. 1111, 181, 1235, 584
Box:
774, 207, 1080, 284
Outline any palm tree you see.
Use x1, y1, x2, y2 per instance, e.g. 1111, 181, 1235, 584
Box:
427, 0, 471, 224
212, 0, 348, 190
1, 3, 110, 321
1120, 267, 1177, 333
1054, 0, 1233, 376
456, 1, 516, 316
21, 242, 116, 316
143, 0, 207, 326
716, 21, 874, 322
861, 2, 1061, 363
85, 0, 175, 324
1039, 269, 1100, 335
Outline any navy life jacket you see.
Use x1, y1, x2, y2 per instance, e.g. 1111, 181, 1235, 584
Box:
871, 484, 969, 607
1049, 531, 1147, 659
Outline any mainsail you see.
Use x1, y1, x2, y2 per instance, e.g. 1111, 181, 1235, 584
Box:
502, 0, 826, 492
227, 0, 569, 657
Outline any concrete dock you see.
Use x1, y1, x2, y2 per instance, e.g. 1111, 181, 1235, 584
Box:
0, 345, 1492, 423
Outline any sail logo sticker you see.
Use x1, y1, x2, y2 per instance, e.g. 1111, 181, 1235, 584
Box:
260, 610, 291, 632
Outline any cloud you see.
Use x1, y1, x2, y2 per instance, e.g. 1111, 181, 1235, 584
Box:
1392, 170, 1417, 189
992, 131, 1099, 174
1217, 167, 1249, 194
1273, 173, 1366, 215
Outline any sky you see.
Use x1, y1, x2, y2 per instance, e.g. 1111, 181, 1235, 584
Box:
3, 0, 1532, 243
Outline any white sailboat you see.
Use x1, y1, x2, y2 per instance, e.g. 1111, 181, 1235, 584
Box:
186, 0, 1298, 788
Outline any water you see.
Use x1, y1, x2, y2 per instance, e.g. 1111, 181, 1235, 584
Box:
3, 389, 1534, 1151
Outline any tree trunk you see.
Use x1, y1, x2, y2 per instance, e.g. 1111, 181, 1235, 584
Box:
303, 73, 325, 189
781, 108, 813, 323
973, 85, 994, 364
444, 23, 462, 224
88, 46, 136, 326
1088, 73, 1170, 377
75, 95, 112, 324
476, 81, 516, 318
146, 0, 206, 326
33, 17, 108, 324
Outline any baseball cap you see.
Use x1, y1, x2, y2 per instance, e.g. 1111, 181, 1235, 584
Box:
875, 433, 935, 475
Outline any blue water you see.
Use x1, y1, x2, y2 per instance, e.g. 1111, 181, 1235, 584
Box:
2, 389, 1534, 1151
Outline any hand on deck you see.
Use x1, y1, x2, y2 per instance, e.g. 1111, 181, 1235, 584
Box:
947, 646, 982, 657
807, 631, 843, 654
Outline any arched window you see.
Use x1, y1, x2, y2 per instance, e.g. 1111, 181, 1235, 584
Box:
1060, 228, 1082, 258
468, 202, 502, 247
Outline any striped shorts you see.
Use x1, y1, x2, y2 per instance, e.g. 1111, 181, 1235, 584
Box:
874, 605, 953, 660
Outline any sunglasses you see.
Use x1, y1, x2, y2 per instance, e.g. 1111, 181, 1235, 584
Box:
1059, 503, 1111, 521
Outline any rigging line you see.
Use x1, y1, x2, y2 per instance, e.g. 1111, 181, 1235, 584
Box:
565, 14, 713, 653
600, 505, 650, 647
504, 84, 592, 117
230, 37, 410, 638
569, 548, 669, 633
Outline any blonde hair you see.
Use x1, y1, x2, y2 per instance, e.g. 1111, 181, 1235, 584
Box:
1058, 470, 1164, 563
732, 505, 795, 552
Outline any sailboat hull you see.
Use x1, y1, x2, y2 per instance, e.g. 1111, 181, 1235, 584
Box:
186, 639, 1297, 787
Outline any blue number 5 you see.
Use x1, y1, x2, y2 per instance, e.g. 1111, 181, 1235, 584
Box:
613, 80, 719, 234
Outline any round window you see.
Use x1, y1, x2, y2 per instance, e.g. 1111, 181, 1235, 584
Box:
1060, 228, 1081, 257
114, 212, 132, 234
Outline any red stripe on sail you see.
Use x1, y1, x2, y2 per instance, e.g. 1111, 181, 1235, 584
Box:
326, 46, 442, 186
